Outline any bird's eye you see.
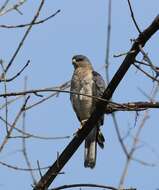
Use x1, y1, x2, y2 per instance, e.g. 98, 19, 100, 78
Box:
76, 58, 83, 62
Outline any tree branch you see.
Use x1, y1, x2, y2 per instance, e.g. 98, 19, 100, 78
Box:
106, 101, 159, 112
0, 9, 60, 28
50, 183, 135, 190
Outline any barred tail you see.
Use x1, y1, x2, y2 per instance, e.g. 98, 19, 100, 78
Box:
84, 127, 97, 168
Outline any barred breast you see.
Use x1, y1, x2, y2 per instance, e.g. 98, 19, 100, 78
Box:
70, 68, 94, 122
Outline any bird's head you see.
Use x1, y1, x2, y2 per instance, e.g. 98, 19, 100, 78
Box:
72, 55, 93, 70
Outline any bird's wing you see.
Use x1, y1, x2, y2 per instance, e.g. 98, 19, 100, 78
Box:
92, 71, 106, 126
84, 70, 106, 168
70, 76, 81, 122
92, 70, 106, 149
92, 71, 106, 96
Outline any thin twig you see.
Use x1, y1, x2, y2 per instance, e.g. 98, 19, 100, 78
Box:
105, 0, 112, 83
0, 60, 9, 133
22, 77, 37, 185
139, 45, 158, 76
127, 0, 141, 33
112, 113, 128, 156
0, 96, 23, 110
0, 60, 30, 82
0, 160, 52, 171
50, 183, 136, 190
0, 115, 70, 140
0, 87, 119, 105
25, 81, 70, 111
113, 50, 135, 58
0, 0, 27, 16
37, 161, 43, 178
0, 0, 10, 13
0, 10, 60, 28
133, 63, 159, 82
132, 157, 156, 167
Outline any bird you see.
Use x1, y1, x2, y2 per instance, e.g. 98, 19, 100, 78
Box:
70, 55, 106, 168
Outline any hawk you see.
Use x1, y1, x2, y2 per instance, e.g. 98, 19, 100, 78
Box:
70, 55, 106, 168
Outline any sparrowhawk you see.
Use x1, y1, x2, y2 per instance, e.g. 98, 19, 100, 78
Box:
70, 55, 106, 168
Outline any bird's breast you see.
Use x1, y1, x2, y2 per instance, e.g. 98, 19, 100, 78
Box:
71, 69, 94, 121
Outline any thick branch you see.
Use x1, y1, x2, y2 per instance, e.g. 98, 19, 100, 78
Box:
33, 15, 159, 190
107, 101, 159, 113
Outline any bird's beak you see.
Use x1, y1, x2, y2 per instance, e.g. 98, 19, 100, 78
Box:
72, 58, 76, 65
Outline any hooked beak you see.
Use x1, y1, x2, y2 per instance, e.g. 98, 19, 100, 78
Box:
72, 58, 77, 65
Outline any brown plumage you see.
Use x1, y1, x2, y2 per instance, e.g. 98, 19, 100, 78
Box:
70, 55, 105, 168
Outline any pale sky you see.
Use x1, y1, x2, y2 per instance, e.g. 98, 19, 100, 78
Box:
0, 1, 159, 190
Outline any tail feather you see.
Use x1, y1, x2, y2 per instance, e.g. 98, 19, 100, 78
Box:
97, 130, 105, 149
84, 127, 97, 168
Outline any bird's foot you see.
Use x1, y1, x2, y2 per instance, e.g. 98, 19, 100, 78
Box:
73, 125, 83, 137
81, 119, 87, 126
73, 119, 88, 137
73, 119, 87, 137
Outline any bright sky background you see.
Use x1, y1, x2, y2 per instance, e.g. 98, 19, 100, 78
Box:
0, 1, 159, 190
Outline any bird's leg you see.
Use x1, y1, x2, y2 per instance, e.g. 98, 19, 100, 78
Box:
73, 119, 87, 137
81, 119, 87, 127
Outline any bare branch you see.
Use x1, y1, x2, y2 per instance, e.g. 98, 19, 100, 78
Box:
139, 45, 159, 76
25, 81, 70, 111
127, 0, 141, 33
0, 0, 27, 16
0, 9, 60, 28
21, 77, 37, 185
0, 0, 10, 13
0, 160, 52, 171
107, 101, 159, 112
111, 114, 129, 157
0, 115, 70, 140
50, 183, 136, 190
0, 60, 30, 82
0, 60, 9, 133
105, 0, 112, 83
133, 63, 159, 82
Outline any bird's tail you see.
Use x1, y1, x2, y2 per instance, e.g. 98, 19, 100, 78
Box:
84, 127, 97, 168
